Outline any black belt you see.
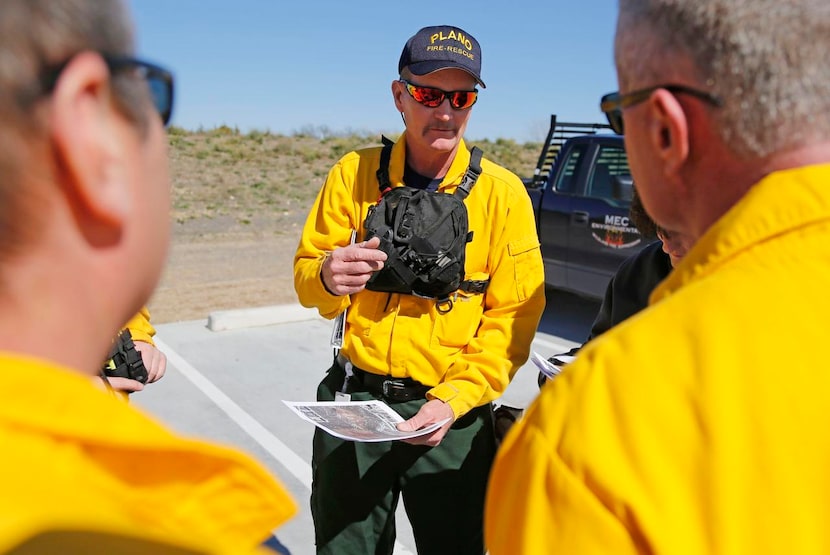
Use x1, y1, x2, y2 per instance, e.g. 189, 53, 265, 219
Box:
335, 353, 431, 403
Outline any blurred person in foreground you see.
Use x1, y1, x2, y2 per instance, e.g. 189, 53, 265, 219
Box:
486, 0, 830, 553
0, 1, 295, 552
294, 25, 545, 554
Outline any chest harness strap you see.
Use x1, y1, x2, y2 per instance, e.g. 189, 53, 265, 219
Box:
374, 136, 490, 301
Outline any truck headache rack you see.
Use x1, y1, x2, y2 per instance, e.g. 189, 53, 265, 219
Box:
530, 115, 612, 188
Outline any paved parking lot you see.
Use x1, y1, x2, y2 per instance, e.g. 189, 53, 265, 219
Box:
133, 288, 600, 554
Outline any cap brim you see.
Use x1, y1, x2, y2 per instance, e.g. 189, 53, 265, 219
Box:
407, 61, 486, 88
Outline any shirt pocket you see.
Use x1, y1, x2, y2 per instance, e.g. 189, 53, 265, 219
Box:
430, 272, 488, 349
508, 236, 543, 302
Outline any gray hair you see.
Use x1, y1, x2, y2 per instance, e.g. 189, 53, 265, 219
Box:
0, 0, 138, 120
0, 0, 141, 259
616, 0, 830, 158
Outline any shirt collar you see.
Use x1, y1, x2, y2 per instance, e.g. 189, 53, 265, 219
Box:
653, 163, 830, 302
390, 133, 471, 192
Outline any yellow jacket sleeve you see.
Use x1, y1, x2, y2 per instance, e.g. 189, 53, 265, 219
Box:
293, 157, 358, 320
122, 306, 155, 345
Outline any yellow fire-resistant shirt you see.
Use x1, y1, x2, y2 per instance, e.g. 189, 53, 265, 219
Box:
485, 163, 830, 554
294, 134, 545, 418
0, 353, 297, 554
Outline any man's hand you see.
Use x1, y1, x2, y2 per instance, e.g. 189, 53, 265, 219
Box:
134, 341, 167, 383
321, 236, 387, 296
397, 399, 456, 447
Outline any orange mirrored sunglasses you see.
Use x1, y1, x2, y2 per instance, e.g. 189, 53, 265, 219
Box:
401, 80, 478, 110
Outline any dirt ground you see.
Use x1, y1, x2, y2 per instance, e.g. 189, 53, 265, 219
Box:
147, 214, 306, 324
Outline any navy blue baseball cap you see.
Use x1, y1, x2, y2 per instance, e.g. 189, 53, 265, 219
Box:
398, 25, 485, 88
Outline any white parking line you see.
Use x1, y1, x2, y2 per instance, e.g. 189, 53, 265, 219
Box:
155, 337, 417, 555
155, 337, 313, 487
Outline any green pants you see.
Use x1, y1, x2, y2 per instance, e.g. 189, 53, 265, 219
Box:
311, 361, 496, 555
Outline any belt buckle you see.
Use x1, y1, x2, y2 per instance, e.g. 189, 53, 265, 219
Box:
382, 379, 407, 401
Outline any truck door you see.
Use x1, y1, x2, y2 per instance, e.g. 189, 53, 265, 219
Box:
538, 142, 589, 289
566, 142, 643, 296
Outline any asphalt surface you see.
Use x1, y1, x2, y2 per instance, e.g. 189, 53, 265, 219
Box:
133, 287, 601, 554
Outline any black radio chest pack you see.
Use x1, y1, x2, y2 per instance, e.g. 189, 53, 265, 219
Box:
363, 136, 489, 313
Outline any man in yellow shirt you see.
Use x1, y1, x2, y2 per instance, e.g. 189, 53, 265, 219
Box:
294, 24, 545, 554
485, 0, 830, 553
0, 0, 295, 552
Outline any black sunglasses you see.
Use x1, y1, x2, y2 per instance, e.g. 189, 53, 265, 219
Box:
400, 79, 478, 110
42, 54, 175, 126
599, 84, 722, 134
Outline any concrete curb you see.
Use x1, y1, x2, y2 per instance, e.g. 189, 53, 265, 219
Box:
207, 303, 321, 332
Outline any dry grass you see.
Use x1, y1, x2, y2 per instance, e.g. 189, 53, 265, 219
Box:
167, 126, 541, 228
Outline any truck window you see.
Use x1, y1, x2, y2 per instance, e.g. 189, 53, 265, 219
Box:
554, 144, 587, 194
586, 144, 631, 201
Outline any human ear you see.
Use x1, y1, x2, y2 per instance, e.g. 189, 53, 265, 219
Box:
647, 89, 690, 180
49, 51, 131, 241
392, 80, 406, 112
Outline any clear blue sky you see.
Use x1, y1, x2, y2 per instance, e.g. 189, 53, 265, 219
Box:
128, 0, 620, 143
